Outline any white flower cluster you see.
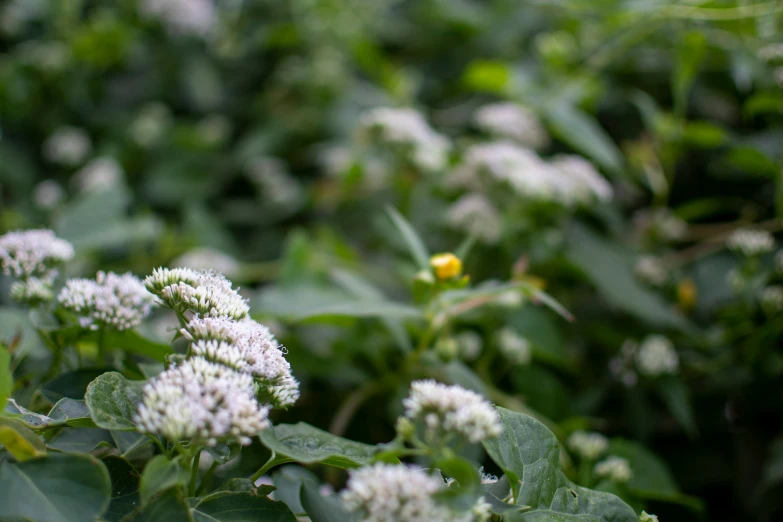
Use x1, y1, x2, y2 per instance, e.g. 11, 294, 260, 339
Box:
473, 102, 549, 149
635, 256, 668, 286
402, 380, 501, 444
183, 316, 300, 407
445, 193, 502, 244
634, 208, 687, 242
359, 107, 451, 171
144, 267, 250, 320
341, 463, 490, 522
139, 0, 216, 37
135, 356, 269, 446
58, 271, 155, 331
456, 331, 483, 361
636, 335, 679, 377
0, 229, 74, 303
567, 431, 608, 460
42, 126, 91, 167
130, 103, 172, 147
449, 141, 611, 206
594, 456, 633, 483
727, 229, 776, 257
73, 156, 124, 194
496, 327, 532, 366
761, 285, 783, 314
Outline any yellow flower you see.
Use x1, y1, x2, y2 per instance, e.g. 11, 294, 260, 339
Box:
430, 253, 463, 281
677, 278, 697, 311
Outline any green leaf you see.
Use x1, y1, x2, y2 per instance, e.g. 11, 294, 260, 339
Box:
103, 456, 142, 522
508, 306, 568, 368
47, 427, 114, 453
40, 368, 108, 402
461, 60, 511, 95
0, 417, 46, 460
0, 453, 111, 522
300, 480, 355, 522
0, 345, 11, 411
655, 376, 698, 438
543, 104, 623, 174
435, 455, 482, 511
385, 206, 430, 270
482, 407, 637, 522
565, 223, 688, 329
121, 488, 193, 522
259, 422, 377, 468
191, 492, 297, 522
139, 455, 189, 504
673, 31, 706, 117
272, 465, 319, 514
85, 372, 144, 430
89, 329, 172, 362
9, 398, 97, 430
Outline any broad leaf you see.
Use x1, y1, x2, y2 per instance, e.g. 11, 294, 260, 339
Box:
47, 427, 114, 453
482, 407, 637, 522
655, 376, 697, 438
103, 456, 142, 522
6, 398, 94, 429
40, 368, 107, 403
85, 372, 144, 430
300, 480, 356, 522
385, 206, 430, 270
120, 488, 193, 522
0, 345, 11, 410
259, 422, 377, 468
543, 104, 623, 174
0, 417, 46, 460
191, 492, 297, 522
0, 453, 111, 522
140, 455, 189, 504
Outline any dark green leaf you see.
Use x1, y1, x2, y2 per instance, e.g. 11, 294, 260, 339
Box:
191, 492, 297, 522
120, 488, 193, 522
385, 206, 430, 270
0, 417, 46, 460
140, 455, 189, 504
543, 104, 623, 174
655, 376, 698, 438
300, 480, 355, 522
85, 372, 144, 430
40, 368, 108, 403
0, 453, 111, 522
47, 427, 114, 453
0, 345, 11, 410
259, 422, 377, 468
103, 457, 142, 522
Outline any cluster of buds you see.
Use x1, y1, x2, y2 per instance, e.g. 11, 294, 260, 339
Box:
0, 229, 74, 304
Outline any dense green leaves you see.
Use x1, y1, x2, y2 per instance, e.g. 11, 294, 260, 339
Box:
483, 407, 637, 522
0, 453, 111, 522
85, 372, 144, 430
121, 488, 193, 522
0, 417, 46, 460
103, 457, 142, 522
260, 422, 378, 468
191, 492, 297, 522
139, 455, 189, 504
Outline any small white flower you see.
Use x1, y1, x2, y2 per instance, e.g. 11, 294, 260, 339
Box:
0, 229, 74, 283
139, 0, 216, 37
33, 180, 66, 210
635, 256, 668, 286
473, 102, 548, 149
496, 327, 532, 366
72, 156, 124, 193
402, 380, 501, 444
10, 277, 53, 303
594, 456, 633, 483
172, 248, 240, 280
359, 107, 451, 171
58, 271, 155, 331
456, 331, 483, 361
145, 268, 249, 320
636, 335, 679, 377
760, 285, 783, 314
635, 209, 687, 242
446, 194, 502, 244
549, 155, 613, 204
567, 431, 608, 460
727, 229, 775, 257
135, 356, 269, 446
43, 126, 91, 167
341, 463, 482, 522
130, 103, 171, 147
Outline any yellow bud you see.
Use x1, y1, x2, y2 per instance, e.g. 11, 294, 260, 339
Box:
430, 253, 463, 281
677, 278, 697, 311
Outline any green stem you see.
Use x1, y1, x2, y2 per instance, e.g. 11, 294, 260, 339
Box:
196, 460, 218, 496
250, 452, 279, 483
189, 450, 201, 496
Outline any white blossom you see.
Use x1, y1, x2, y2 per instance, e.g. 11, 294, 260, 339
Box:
496, 327, 532, 366
144, 268, 249, 320
761, 285, 783, 314
359, 107, 451, 171
636, 335, 679, 377
130, 103, 171, 147
173, 248, 240, 280
473, 102, 548, 149
402, 380, 501, 444
72, 156, 124, 193
594, 456, 633, 483
10, 277, 53, 303
567, 431, 608, 460
446, 194, 502, 244
341, 463, 484, 522
635, 209, 687, 242
609, 340, 639, 388
42, 126, 91, 167
0, 229, 74, 282
635, 256, 668, 286
135, 356, 269, 446
139, 0, 217, 37
456, 331, 483, 361
549, 155, 613, 204
727, 229, 775, 257
58, 271, 155, 331
33, 180, 66, 210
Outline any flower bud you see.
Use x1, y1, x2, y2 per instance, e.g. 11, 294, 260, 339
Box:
434, 337, 459, 362
429, 253, 462, 281
395, 417, 415, 439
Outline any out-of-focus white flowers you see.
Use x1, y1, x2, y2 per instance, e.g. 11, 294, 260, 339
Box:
135, 356, 269, 446
139, 0, 217, 37
567, 431, 608, 460
635, 208, 687, 242
760, 285, 783, 315
43, 126, 91, 167
58, 271, 155, 331
245, 156, 303, 207
496, 327, 532, 366
636, 335, 679, 377
359, 107, 451, 171
172, 248, 241, 280
341, 463, 489, 522
402, 380, 501, 444
456, 330, 483, 361
0, 229, 74, 303
130, 103, 172, 148
446, 194, 502, 244
33, 180, 66, 210
17, 40, 70, 72
473, 102, 549, 149
549, 155, 613, 204
727, 229, 775, 257
144, 267, 250, 320
594, 456, 633, 483
73, 156, 124, 193
635, 256, 668, 286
